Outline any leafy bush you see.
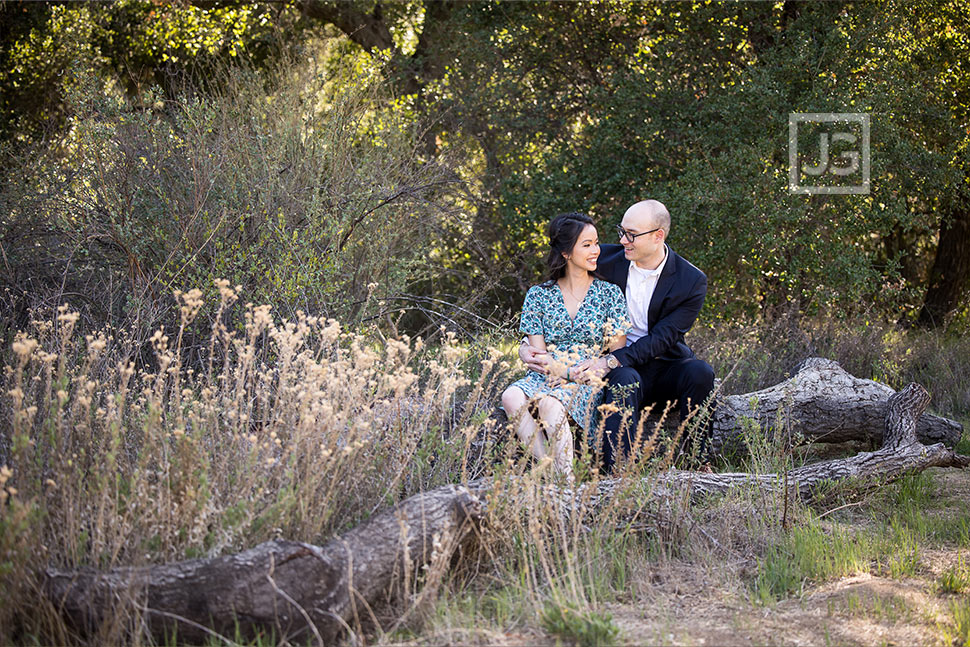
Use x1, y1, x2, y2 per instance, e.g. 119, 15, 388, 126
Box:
1, 61, 457, 341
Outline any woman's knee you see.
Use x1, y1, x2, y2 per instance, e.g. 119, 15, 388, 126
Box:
502, 386, 527, 413
537, 395, 566, 419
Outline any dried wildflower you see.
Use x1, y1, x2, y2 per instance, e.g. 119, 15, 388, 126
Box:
56, 304, 80, 326
214, 278, 238, 305
177, 288, 205, 323
12, 336, 39, 361
85, 334, 107, 356
7, 387, 24, 404
245, 304, 274, 335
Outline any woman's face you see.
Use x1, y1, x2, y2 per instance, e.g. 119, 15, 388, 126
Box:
565, 223, 600, 273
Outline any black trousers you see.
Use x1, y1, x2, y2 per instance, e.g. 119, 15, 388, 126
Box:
597, 357, 715, 473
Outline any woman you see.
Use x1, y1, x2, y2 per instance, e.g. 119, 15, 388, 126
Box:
502, 212, 631, 480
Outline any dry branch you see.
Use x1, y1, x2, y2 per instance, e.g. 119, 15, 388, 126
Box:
45, 484, 485, 645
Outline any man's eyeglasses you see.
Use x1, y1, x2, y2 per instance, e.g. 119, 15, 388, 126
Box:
616, 225, 660, 242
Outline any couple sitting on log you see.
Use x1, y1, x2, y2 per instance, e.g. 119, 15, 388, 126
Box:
502, 199, 715, 481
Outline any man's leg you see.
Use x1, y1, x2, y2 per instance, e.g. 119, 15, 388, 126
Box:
598, 366, 644, 473
641, 357, 716, 461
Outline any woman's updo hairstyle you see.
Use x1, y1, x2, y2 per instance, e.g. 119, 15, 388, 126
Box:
543, 212, 597, 285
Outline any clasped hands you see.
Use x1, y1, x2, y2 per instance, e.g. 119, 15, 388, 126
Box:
518, 344, 609, 386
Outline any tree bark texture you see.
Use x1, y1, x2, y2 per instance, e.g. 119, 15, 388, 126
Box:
45, 484, 484, 645
708, 358, 962, 454
43, 378, 968, 644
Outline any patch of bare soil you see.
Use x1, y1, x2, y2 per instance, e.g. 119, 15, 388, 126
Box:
609, 574, 950, 647
604, 467, 970, 646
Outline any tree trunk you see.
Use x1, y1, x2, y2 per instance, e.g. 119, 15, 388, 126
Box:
43, 371, 968, 644
658, 383, 968, 502
918, 205, 970, 328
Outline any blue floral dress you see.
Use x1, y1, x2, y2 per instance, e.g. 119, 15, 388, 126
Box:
509, 279, 631, 437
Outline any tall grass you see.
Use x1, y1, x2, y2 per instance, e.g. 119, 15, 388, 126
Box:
1, 287, 703, 644
0, 287, 512, 643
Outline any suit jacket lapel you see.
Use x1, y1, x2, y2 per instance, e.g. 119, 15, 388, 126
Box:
648, 249, 678, 327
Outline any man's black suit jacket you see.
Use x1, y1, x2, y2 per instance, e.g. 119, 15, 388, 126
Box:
595, 244, 707, 367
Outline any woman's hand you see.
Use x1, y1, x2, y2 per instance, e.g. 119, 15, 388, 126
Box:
571, 357, 609, 384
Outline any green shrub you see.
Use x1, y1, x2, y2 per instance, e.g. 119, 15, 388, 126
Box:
2, 60, 457, 339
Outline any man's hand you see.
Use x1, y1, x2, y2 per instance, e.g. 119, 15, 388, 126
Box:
519, 342, 549, 374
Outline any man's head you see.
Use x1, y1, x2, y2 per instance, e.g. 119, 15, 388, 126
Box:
619, 199, 669, 269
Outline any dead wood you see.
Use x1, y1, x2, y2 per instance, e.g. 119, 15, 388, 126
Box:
45, 484, 485, 645
708, 358, 962, 453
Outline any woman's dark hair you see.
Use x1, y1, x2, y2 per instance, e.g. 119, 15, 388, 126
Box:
542, 212, 598, 285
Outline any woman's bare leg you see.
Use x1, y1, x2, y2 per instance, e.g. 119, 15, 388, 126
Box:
537, 396, 574, 482
502, 386, 546, 461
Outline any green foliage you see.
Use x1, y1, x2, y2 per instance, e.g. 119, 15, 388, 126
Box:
0, 2, 284, 146
491, 2, 968, 323
540, 601, 620, 647
947, 598, 970, 647
3, 61, 455, 335
752, 521, 871, 605
939, 558, 970, 595
4, 1, 970, 331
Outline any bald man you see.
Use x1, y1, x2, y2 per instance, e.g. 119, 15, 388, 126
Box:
519, 200, 715, 472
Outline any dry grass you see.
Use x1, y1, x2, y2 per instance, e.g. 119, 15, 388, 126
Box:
0, 286, 513, 644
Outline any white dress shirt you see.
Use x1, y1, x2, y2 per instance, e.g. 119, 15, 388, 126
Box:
625, 245, 668, 345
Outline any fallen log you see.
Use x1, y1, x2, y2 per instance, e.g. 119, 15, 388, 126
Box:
45, 483, 484, 645
708, 358, 962, 453
470, 358, 962, 475
656, 382, 969, 501
44, 381, 968, 643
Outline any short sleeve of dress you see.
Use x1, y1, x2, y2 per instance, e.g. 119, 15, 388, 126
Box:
519, 285, 545, 335
602, 282, 632, 337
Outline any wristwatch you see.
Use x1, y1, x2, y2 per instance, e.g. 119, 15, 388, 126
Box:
605, 354, 620, 370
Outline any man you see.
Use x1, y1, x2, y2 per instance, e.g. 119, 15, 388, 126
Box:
519, 199, 714, 472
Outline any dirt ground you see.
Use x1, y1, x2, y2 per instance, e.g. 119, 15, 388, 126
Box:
608, 574, 952, 646
604, 467, 970, 647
